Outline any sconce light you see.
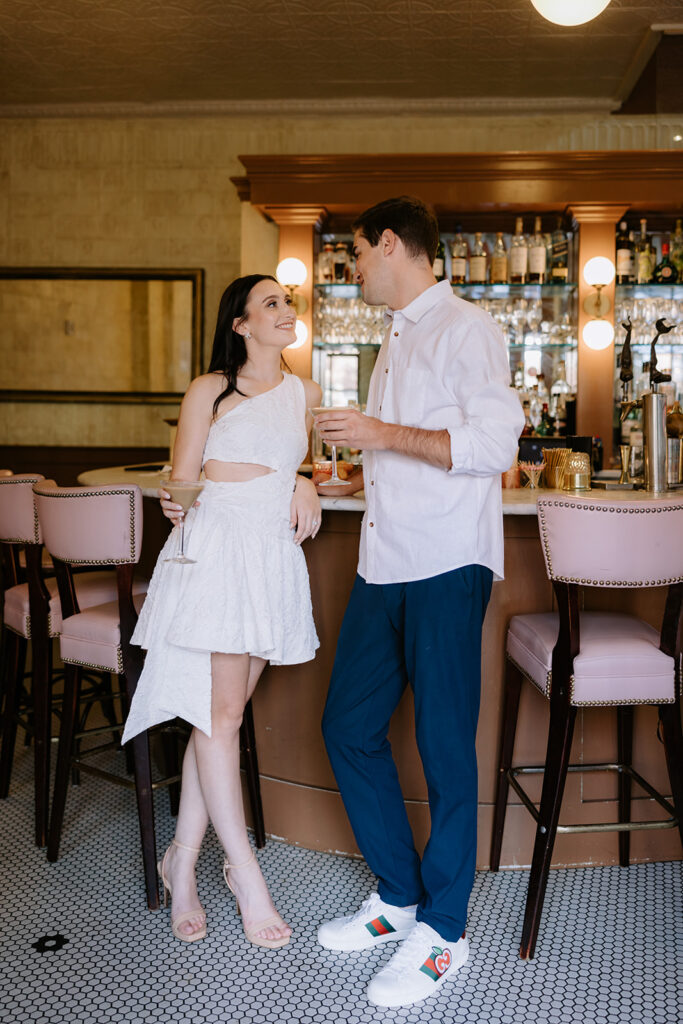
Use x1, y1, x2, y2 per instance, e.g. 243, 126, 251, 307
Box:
530, 0, 612, 26
582, 318, 614, 351
581, 256, 615, 350
276, 257, 308, 315
286, 320, 308, 351
582, 256, 615, 317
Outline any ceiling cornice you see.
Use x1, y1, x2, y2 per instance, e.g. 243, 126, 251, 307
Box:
0, 95, 620, 121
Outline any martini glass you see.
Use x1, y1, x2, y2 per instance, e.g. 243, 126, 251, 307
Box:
310, 406, 348, 486
163, 480, 204, 563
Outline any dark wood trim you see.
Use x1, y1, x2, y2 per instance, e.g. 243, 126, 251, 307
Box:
234, 151, 683, 217
0, 446, 169, 486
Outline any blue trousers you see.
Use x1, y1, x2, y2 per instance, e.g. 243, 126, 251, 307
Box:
322, 564, 492, 941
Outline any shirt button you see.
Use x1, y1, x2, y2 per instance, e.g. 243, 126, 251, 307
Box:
369, 522, 374, 527
393, 331, 399, 337
385, 368, 389, 374
371, 480, 375, 485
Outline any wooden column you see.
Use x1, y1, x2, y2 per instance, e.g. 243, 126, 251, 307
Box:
570, 204, 628, 466
266, 206, 327, 379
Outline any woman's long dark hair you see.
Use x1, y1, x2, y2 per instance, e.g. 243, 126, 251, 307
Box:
207, 273, 280, 420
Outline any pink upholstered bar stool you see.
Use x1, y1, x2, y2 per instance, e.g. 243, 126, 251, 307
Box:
0, 475, 140, 846
32, 480, 178, 908
490, 495, 683, 960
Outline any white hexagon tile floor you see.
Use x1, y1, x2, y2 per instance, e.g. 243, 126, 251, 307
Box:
0, 741, 682, 1024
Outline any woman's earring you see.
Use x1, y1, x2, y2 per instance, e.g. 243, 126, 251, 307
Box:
245, 332, 252, 339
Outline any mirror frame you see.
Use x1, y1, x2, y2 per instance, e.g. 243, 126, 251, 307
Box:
0, 266, 204, 404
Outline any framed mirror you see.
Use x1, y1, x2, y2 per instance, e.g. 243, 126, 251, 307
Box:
0, 267, 204, 403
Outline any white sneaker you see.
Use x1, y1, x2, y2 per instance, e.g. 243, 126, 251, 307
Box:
317, 892, 417, 951
366, 921, 469, 1008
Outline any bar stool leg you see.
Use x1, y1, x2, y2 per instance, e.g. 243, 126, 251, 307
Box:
160, 728, 181, 817
242, 698, 266, 849
47, 663, 81, 861
32, 625, 52, 848
658, 701, 683, 848
490, 659, 523, 871
520, 703, 577, 960
128, 729, 160, 910
0, 631, 27, 798
617, 705, 634, 867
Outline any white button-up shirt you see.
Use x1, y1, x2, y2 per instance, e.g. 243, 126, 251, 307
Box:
358, 280, 524, 585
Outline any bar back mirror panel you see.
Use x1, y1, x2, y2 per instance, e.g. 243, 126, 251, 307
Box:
0, 267, 204, 404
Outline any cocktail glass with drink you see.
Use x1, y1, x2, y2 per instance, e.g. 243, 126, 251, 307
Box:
310, 406, 349, 487
163, 480, 204, 564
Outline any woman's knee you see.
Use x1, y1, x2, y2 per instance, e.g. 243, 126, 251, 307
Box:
211, 703, 244, 737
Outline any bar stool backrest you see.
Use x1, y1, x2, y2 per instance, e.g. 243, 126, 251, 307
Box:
32, 481, 142, 567
0, 475, 44, 545
537, 496, 683, 589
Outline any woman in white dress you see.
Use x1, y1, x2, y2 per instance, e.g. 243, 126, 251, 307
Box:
121, 274, 321, 947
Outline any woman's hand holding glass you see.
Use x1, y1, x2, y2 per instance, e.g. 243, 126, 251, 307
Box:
158, 481, 204, 565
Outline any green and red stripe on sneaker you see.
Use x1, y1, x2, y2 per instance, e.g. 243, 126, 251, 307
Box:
365, 915, 397, 938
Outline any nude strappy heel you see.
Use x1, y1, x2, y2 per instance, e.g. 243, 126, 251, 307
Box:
158, 838, 207, 943
222, 851, 291, 949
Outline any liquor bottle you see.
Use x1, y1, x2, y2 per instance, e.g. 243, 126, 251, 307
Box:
653, 242, 679, 284
509, 217, 528, 284
635, 219, 652, 284
527, 216, 547, 283
490, 232, 508, 284
535, 403, 554, 437
615, 221, 635, 284
550, 360, 571, 433
670, 218, 683, 278
528, 385, 542, 430
520, 399, 534, 436
469, 232, 487, 284
536, 372, 549, 406
318, 242, 335, 284
333, 242, 349, 283
451, 228, 468, 284
549, 217, 569, 283
432, 239, 446, 281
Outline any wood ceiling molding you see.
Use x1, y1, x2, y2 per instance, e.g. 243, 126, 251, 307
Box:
235, 152, 683, 217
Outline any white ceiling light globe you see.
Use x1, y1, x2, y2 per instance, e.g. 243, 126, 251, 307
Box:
583, 256, 615, 287
582, 319, 614, 350
276, 257, 307, 288
530, 0, 612, 27
286, 320, 308, 350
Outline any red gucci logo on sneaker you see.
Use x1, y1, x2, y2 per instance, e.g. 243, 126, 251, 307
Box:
434, 948, 452, 975
419, 945, 452, 981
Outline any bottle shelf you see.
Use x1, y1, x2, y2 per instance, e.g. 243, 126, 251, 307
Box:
315, 282, 578, 296
313, 341, 382, 351
615, 283, 683, 296
452, 283, 577, 295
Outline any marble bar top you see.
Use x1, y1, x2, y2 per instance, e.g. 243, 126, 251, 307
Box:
77, 464, 683, 516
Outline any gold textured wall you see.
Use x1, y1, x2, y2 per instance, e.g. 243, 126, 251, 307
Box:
1, 111, 679, 447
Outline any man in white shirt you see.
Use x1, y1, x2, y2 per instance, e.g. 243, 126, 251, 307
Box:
314, 197, 524, 1009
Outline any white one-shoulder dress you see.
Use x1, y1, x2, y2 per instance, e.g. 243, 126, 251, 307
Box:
121, 373, 319, 742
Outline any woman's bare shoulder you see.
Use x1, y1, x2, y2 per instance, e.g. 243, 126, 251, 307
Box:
180, 372, 224, 415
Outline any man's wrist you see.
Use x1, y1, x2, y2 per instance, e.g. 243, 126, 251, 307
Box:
380, 422, 399, 452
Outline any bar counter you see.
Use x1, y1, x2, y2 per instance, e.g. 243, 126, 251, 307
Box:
78, 465, 683, 869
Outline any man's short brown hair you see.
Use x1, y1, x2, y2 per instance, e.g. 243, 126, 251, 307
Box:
352, 196, 439, 264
